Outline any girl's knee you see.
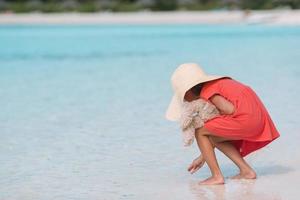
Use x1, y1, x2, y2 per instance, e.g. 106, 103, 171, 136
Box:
195, 127, 210, 136
208, 136, 217, 145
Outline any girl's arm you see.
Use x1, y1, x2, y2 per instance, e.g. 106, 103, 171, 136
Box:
209, 94, 235, 115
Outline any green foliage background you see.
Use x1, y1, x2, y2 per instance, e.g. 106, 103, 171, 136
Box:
0, 0, 299, 12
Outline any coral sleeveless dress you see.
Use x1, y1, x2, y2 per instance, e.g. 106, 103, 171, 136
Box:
200, 77, 280, 157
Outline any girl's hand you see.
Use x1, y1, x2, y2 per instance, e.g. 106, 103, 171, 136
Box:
187, 155, 205, 174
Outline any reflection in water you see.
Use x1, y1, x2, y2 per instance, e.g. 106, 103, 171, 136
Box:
189, 180, 226, 200
189, 179, 282, 200
1, 25, 299, 199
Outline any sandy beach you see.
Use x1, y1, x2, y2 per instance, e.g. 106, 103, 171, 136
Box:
0, 10, 300, 25
0, 11, 300, 200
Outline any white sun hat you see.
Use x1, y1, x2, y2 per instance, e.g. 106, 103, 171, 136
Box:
165, 63, 230, 121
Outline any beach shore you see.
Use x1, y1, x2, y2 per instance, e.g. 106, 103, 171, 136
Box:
0, 10, 300, 25
1, 12, 299, 200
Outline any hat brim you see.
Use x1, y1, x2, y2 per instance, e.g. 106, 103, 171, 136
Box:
165, 94, 181, 121
165, 75, 230, 121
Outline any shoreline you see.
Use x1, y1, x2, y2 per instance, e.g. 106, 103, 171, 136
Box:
0, 10, 300, 25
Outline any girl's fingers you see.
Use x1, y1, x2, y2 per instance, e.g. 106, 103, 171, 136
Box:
188, 159, 205, 173
189, 162, 196, 169
191, 165, 201, 174
188, 162, 197, 171
188, 164, 195, 171
193, 166, 201, 173
190, 165, 198, 173
198, 161, 204, 168
190, 162, 205, 174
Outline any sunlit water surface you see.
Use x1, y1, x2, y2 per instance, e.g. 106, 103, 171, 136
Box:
0, 24, 300, 200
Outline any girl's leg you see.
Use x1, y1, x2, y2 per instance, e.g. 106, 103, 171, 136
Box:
209, 136, 256, 179
194, 128, 225, 185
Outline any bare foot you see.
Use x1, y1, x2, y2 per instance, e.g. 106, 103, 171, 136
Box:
229, 170, 257, 180
198, 175, 225, 185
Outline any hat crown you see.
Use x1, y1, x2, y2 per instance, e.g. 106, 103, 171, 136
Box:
165, 62, 228, 121
171, 63, 207, 99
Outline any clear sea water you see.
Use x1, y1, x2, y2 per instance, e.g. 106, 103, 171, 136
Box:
0, 24, 300, 200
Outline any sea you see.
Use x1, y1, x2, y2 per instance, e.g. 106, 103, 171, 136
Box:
0, 24, 300, 200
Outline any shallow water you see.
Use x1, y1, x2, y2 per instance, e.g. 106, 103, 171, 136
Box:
0, 24, 300, 200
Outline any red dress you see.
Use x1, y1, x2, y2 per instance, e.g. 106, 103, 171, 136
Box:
200, 77, 280, 157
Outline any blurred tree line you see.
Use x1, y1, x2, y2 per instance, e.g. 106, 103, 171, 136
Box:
0, 0, 299, 12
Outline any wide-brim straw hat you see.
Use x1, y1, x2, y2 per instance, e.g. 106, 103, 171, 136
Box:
165, 63, 230, 121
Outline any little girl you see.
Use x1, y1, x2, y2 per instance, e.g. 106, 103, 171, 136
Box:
165, 63, 280, 185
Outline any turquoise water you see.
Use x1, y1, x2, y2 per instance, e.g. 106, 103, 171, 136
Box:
1, 25, 300, 200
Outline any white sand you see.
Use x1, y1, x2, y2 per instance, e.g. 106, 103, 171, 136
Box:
0, 10, 300, 25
